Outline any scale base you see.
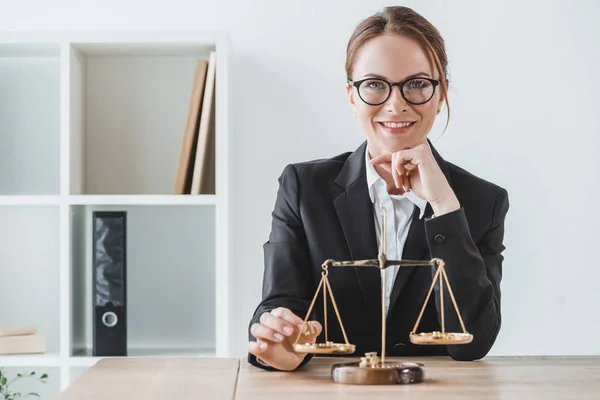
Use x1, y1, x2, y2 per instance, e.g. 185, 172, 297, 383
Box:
410, 331, 473, 345
331, 352, 424, 385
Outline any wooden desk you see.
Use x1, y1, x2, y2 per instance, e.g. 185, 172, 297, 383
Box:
236, 356, 600, 399
54, 356, 600, 399
53, 357, 239, 400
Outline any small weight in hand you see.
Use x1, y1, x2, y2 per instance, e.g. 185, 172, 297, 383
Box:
302, 321, 317, 336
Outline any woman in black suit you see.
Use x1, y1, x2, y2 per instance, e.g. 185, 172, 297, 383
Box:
247, 6, 509, 371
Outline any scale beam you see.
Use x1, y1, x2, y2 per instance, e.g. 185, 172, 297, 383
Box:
330, 259, 436, 269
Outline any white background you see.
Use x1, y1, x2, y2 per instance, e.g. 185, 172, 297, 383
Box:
1, 0, 599, 358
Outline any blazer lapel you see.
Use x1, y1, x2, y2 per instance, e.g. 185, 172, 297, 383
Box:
332, 141, 381, 319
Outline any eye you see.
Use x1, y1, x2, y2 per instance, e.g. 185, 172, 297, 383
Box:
363, 79, 387, 91
406, 79, 431, 90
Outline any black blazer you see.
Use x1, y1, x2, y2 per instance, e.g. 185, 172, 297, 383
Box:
248, 140, 509, 370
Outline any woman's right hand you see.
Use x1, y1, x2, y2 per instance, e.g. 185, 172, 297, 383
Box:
248, 307, 322, 371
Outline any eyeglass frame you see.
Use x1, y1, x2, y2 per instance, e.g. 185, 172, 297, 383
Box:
347, 77, 441, 106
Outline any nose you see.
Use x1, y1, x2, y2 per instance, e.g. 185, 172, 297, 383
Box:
385, 85, 409, 112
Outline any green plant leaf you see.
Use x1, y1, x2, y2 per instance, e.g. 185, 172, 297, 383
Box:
1, 376, 6, 385
40, 374, 47, 380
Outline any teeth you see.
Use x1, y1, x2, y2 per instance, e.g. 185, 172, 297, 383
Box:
382, 122, 413, 128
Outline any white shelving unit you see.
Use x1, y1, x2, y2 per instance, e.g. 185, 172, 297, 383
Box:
0, 31, 232, 397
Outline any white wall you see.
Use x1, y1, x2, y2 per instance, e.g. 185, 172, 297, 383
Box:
2, 0, 599, 357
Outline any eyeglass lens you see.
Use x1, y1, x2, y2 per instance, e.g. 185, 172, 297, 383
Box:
358, 78, 435, 105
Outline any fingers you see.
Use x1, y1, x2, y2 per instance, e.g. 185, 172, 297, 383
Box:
248, 339, 279, 366
252, 309, 301, 342
248, 308, 321, 372
248, 339, 269, 356
372, 150, 420, 192
404, 163, 417, 172
270, 307, 304, 327
260, 311, 295, 335
267, 310, 301, 336
250, 321, 286, 343
378, 163, 392, 174
404, 170, 412, 191
391, 153, 407, 192
370, 148, 421, 167
369, 153, 391, 166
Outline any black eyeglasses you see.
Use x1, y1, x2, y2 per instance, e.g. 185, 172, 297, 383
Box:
347, 77, 440, 106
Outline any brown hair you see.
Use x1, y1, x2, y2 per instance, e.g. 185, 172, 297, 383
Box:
346, 6, 451, 133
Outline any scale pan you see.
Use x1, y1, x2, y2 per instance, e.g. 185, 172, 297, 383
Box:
294, 342, 356, 354
409, 331, 473, 345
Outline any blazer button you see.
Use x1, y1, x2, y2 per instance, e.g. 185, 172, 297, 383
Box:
434, 234, 446, 244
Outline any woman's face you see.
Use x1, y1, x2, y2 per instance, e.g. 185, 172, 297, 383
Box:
346, 33, 444, 156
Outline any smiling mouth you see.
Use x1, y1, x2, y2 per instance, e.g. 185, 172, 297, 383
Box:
380, 121, 415, 128
377, 121, 416, 134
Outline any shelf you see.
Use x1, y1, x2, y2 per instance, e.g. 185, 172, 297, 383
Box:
68, 41, 218, 195
69, 42, 215, 57
0, 43, 61, 195
69, 204, 216, 357
68, 194, 217, 205
0, 206, 61, 356
0, 195, 216, 206
0, 31, 232, 395
0, 353, 62, 367
0, 195, 61, 206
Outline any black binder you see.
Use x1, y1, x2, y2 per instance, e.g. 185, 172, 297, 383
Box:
92, 211, 127, 356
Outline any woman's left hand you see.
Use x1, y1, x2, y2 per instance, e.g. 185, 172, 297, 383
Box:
369, 142, 461, 217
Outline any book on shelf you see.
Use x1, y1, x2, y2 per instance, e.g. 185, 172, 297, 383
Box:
0, 326, 46, 355
173, 51, 217, 195
0, 325, 36, 338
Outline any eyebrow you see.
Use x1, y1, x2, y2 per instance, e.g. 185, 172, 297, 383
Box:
361, 72, 432, 80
